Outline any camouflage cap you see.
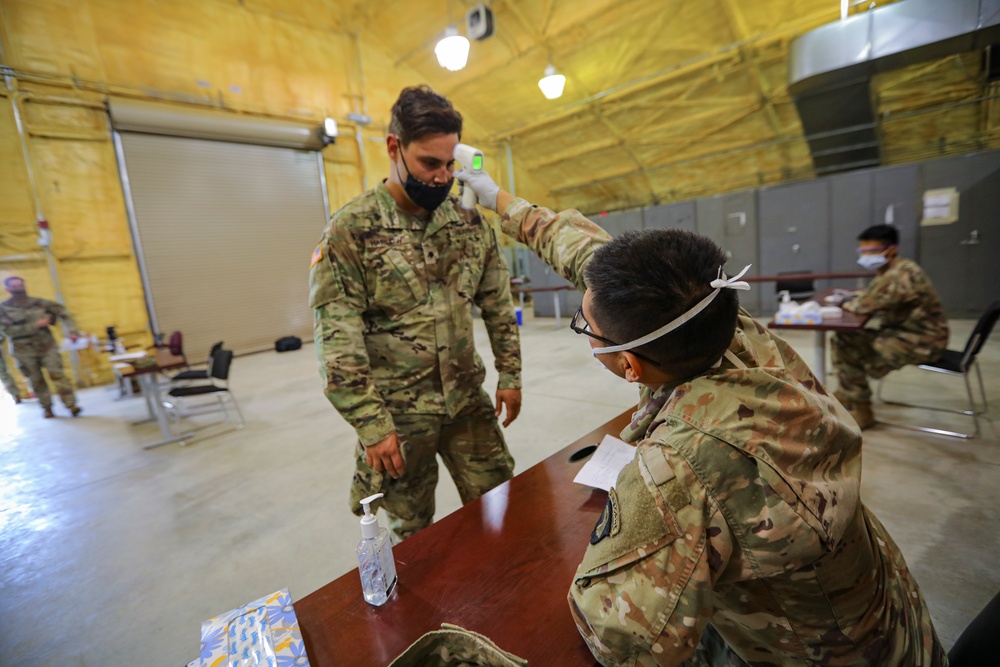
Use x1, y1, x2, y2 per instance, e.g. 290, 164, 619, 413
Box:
387, 624, 527, 667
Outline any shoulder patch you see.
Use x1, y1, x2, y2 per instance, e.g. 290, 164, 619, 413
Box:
310, 244, 323, 268
590, 488, 621, 544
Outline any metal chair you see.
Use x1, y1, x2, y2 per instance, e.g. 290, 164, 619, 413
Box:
169, 340, 223, 384
164, 348, 245, 431
877, 301, 1000, 439
775, 271, 815, 302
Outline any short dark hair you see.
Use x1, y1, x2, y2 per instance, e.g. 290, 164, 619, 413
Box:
4, 276, 23, 289
388, 85, 463, 146
858, 224, 898, 246
584, 229, 739, 375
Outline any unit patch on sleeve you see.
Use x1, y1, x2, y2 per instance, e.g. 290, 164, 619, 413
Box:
591, 487, 621, 545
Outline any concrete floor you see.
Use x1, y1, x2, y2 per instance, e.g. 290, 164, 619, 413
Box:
1, 313, 997, 665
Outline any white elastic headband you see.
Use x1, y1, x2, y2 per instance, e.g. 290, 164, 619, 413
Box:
593, 264, 752, 355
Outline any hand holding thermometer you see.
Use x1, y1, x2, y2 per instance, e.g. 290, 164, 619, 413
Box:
453, 143, 484, 210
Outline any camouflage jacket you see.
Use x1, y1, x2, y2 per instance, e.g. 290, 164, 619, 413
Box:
843, 258, 948, 357
310, 181, 521, 446
499, 197, 946, 667
0, 296, 78, 356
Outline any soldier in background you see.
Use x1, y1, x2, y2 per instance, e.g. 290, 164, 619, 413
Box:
0, 276, 81, 418
309, 86, 522, 543
831, 224, 948, 429
457, 169, 946, 666
0, 337, 22, 403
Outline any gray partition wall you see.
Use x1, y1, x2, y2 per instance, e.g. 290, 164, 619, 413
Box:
695, 191, 761, 316
919, 151, 1000, 317
642, 202, 696, 233
531, 148, 999, 320
594, 209, 643, 237
758, 180, 832, 307
526, 251, 583, 322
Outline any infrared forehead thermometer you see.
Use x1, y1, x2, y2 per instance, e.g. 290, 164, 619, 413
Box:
453, 143, 484, 210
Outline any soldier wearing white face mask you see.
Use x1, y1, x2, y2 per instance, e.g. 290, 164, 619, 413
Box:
831, 224, 948, 429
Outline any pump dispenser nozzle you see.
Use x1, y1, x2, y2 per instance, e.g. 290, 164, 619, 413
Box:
360, 493, 382, 539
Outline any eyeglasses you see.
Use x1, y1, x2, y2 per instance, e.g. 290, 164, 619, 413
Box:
570, 308, 662, 367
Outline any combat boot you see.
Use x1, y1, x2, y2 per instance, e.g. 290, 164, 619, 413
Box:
850, 402, 875, 430
43, 407, 55, 418
833, 390, 875, 430
14, 396, 21, 404
70, 406, 82, 417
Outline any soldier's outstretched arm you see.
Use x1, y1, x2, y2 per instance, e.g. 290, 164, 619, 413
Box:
456, 170, 611, 293
310, 231, 395, 450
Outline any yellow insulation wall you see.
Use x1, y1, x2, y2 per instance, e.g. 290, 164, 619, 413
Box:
0, 0, 436, 386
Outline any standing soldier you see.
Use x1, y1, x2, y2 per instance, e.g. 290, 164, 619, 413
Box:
0, 335, 22, 403
309, 86, 522, 543
831, 224, 948, 429
0, 276, 82, 418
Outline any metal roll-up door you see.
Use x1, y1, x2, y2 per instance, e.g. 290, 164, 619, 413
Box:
111, 100, 330, 357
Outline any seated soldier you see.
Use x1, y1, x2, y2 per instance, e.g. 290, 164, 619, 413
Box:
455, 169, 947, 667
832, 224, 948, 429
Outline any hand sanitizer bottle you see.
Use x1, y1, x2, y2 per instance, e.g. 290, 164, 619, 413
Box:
776, 290, 795, 324
356, 493, 397, 606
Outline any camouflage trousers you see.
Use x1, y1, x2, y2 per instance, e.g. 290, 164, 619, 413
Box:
13, 345, 76, 410
831, 330, 940, 404
349, 391, 515, 543
0, 349, 20, 399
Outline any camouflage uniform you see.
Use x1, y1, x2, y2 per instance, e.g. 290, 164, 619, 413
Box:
0, 296, 79, 412
832, 258, 948, 404
0, 339, 22, 400
310, 181, 520, 542
498, 198, 947, 667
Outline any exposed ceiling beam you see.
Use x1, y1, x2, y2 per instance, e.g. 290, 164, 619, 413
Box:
550, 104, 761, 195
485, 7, 834, 141
501, 0, 660, 203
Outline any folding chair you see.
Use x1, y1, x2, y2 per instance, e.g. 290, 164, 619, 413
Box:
877, 301, 1000, 439
164, 349, 245, 431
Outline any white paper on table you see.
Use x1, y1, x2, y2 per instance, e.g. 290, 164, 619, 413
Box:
573, 434, 636, 491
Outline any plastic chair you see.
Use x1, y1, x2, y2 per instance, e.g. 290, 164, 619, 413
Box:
164, 349, 245, 430
877, 301, 1000, 439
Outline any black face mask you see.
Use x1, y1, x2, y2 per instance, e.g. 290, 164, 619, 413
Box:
397, 150, 453, 213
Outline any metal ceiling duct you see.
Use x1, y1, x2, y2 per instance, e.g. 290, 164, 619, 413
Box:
788, 0, 1000, 175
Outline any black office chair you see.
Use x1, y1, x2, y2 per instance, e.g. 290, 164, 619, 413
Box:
877, 301, 1000, 439
164, 348, 245, 431
775, 271, 815, 302
170, 341, 223, 383
949, 590, 1000, 667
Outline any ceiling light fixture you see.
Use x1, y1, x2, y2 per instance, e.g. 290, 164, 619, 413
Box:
538, 64, 566, 100
435, 25, 470, 71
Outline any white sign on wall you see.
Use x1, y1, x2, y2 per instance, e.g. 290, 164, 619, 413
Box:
921, 187, 959, 226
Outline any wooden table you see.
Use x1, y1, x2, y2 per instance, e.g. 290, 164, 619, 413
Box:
295, 408, 637, 666
768, 289, 869, 384
110, 349, 191, 449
